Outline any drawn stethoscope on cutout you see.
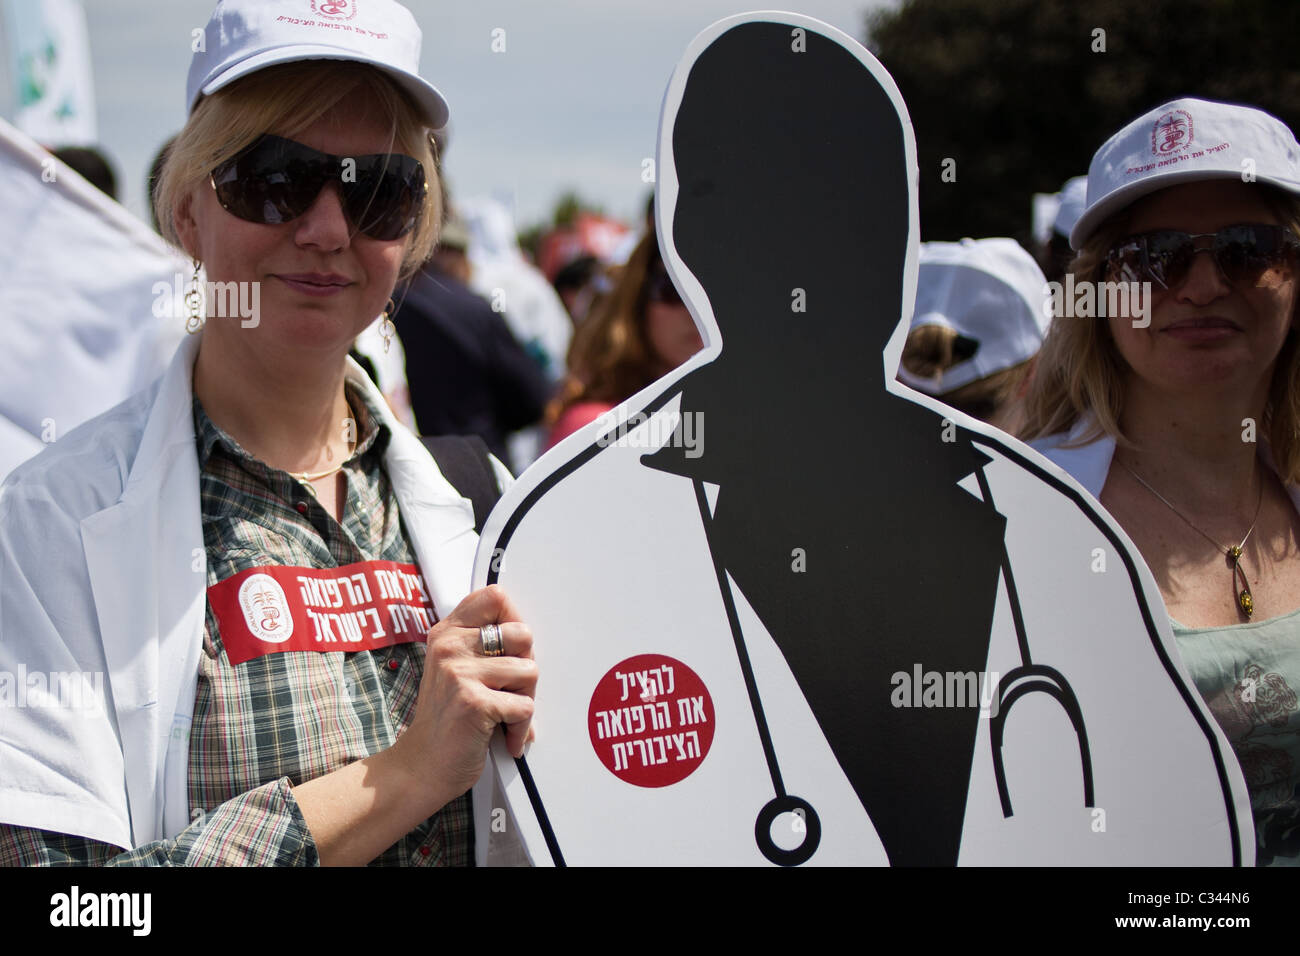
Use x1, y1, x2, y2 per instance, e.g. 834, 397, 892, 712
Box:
687, 462, 1096, 865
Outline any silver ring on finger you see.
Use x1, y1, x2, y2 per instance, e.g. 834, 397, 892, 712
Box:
479, 623, 504, 657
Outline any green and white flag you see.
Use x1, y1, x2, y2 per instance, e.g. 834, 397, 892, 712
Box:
3, 0, 96, 145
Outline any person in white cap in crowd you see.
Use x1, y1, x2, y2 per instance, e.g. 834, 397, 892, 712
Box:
1039, 174, 1088, 283
0, 0, 536, 866
1020, 97, 1300, 865
897, 237, 1050, 434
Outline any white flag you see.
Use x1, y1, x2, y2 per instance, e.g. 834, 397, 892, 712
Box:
0, 115, 187, 481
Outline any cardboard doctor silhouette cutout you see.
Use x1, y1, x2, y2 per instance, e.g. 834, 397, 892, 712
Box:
472, 13, 1253, 865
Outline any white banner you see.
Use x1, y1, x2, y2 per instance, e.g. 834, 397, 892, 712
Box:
0, 115, 186, 481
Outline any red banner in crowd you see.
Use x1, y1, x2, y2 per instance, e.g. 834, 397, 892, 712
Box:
209, 560, 438, 665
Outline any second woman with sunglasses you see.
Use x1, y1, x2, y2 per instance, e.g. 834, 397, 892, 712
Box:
0, 0, 535, 866
1020, 97, 1300, 865
545, 228, 704, 449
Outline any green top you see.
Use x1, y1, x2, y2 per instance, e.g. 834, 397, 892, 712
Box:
1174, 607, 1300, 867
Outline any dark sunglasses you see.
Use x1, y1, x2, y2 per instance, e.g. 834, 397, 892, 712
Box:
646, 268, 683, 305
1105, 223, 1300, 290
210, 134, 426, 241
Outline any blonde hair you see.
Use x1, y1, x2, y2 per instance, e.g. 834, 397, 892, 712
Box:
900, 324, 1033, 424
1018, 186, 1300, 483
153, 60, 440, 280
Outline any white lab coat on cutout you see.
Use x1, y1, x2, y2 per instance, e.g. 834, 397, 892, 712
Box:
0, 331, 497, 855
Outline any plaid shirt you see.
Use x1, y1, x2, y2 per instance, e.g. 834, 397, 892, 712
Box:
1, 380, 471, 866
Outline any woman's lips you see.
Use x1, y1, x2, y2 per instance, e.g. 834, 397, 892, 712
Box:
1160, 317, 1241, 342
275, 274, 352, 297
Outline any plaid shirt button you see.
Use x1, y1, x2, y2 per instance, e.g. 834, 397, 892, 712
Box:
419, 845, 431, 857
387, 659, 400, 671
295, 501, 308, 514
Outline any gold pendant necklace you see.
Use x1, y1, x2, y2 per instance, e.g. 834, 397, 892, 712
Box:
293, 401, 357, 487
294, 461, 350, 485
1118, 460, 1264, 618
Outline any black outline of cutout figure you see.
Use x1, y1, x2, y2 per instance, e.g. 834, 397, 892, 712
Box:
480, 13, 1247, 867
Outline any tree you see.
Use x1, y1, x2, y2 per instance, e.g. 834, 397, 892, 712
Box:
866, 0, 1300, 243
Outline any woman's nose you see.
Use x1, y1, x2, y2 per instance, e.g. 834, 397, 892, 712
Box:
1173, 247, 1232, 303
293, 183, 352, 251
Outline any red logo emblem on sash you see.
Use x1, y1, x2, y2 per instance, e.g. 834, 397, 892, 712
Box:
209, 560, 437, 665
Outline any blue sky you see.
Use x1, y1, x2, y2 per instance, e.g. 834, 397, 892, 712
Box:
16, 0, 889, 233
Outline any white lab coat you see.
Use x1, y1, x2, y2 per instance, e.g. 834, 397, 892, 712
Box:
0, 331, 498, 855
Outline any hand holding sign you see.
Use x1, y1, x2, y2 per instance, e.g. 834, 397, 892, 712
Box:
392, 585, 537, 813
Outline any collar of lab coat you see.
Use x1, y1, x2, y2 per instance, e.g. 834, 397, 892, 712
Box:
1027, 418, 1116, 500
78, 331, 479, 847
1030, 414, 1300, 513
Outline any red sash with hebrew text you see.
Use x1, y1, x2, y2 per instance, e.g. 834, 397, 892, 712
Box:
208, 561, 438, 666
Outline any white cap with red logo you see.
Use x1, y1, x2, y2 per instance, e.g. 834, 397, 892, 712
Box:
187, 0, 449, 129
1070, 97, 1300, 249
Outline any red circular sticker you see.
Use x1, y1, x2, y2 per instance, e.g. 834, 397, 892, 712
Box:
588, 654, 715, 787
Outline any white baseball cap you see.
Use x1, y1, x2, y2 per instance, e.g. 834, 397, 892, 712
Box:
1052, 175, 1088, 240
187, 0, 449, 129
1070, 97, 1300, 249
899, 238, 1050, 395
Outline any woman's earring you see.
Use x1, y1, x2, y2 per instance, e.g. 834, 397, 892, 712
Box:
184, 260, 204, 334
380, 299, 396, 353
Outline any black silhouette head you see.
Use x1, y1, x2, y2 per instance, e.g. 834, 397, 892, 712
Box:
669, 21, 910, 390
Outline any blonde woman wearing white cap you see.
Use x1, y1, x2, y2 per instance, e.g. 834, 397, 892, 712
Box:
1021, 97, 1300, 865
898, 237, 1050, 433
0, 0, 535, 866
